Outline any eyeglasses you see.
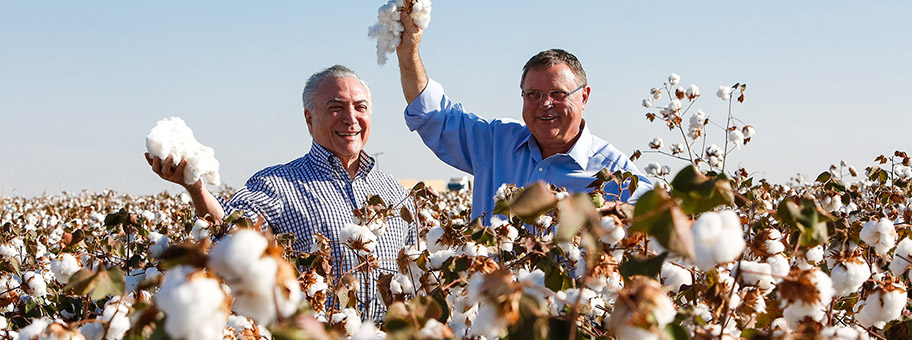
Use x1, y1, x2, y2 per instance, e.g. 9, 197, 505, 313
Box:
521, 84, 586, 103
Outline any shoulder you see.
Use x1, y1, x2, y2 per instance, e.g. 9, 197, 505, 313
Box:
246, 156, 310, 185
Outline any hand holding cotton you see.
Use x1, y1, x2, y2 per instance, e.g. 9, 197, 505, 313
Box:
145, 117, 221, 186
368, 0, 432, 65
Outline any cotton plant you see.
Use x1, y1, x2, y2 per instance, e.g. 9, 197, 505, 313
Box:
637, 74, 753, 178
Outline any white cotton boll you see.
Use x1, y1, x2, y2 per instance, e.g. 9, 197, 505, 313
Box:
80, 322, 105, 340
340, 223, 378, 256
642, 98, 654, 108
416, 318, 447, 339
659, 262, 692, 292
191, 219, 211, 241
332, 308, 362, 337
855, 288, 907, 329
805, 246, 824, 263
667, 99, 682, 113
23, 271, 48, 298
351, 321, 385, 340
179, 192, 191, 204
890, 238, 912, 277
727, 129, 744, 148
742, 125, 755, 138
145, 117, 221, 186
367, 219, 388, 237
425, 225, 446, 253
50, 253, 81, 285
737, 261, 775, 292
145, 267, 162, 281
471, 302, 508, 339
148, 232, 169, 258
860, 218, 897, 256
644, 162, 660, 177
685, 84, 700, 98
155, 266, 228, 340
390, 273, 413, 295
692, 210, 746, 271
668, 73, 680, 85
141, 210, 155, 222
648, 137, 663, 149
821, 326, 870, 340
830, 260, 870, 297
428, 248, 457, 269
599, 216, 626, 245
102, 299, 132, 340
670, 143, 685, 155
368, 0, 432, 65
717, 86, 732, 100
463, 241, 489, 257
18, 318, 49, 340
500, 225, 519, 252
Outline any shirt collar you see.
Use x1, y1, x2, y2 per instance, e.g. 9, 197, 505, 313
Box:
307, 141, 375, 179
514, 120, 592, 168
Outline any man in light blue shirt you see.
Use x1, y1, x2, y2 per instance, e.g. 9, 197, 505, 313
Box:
395, 13, 650, 222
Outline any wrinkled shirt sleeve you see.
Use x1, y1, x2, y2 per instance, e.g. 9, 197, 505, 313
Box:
404, 79, 496, 175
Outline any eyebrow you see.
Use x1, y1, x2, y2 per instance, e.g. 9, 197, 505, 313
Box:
327, 98, 369, 105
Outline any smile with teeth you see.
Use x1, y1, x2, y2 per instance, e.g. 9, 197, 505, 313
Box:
336, 131, 361, 136
539, 116, 556, 121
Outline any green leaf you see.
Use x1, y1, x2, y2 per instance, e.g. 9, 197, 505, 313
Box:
508, 181, 558, 224
631, 190, 695, 259
815, 171, 831, 183
367, 195, 385, 206
399, 206, 413, 224
777, 198, 829, 247
619, 252, 668, 279
664, 323, 689, 340
411, 182, 425, 191
91, 267, 125, 300
670, 165, 734, 214
64, 269, 97, 295
555, 194, 600, 242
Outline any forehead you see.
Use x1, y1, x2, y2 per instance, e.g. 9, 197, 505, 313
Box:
315, 76, 370, 104
522, 64, 577, 89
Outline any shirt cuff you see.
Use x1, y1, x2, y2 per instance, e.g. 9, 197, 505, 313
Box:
405, 78, 445, 121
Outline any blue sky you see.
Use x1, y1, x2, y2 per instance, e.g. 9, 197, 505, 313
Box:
1, 2, 909, 197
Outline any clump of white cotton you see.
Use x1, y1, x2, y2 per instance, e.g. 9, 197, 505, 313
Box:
154, 266, 229, 340
367, 0, 432, 65
50, 253, 81, 284
692, 210, 746, 271
208, 229, 302, 325
854, 285, 907, 329
860, 218, 896, 256
145, 117, 221, 186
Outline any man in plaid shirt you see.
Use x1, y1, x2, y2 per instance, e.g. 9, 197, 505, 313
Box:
147, 65, 416, 322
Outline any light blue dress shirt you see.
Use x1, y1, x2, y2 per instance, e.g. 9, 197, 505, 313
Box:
405, 79, 652, 222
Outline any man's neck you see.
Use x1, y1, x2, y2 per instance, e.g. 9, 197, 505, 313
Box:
538, 130, 582, 159
339, 155, 360, 179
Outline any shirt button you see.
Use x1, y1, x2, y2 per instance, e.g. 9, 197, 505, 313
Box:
538, 168, 543, 171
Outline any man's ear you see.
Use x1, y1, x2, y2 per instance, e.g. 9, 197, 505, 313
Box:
580, 85, 591, 109
304, 109, 314, 134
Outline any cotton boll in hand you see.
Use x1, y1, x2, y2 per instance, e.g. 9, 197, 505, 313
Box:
145, 117, 221, 186
367, 0, 432, 65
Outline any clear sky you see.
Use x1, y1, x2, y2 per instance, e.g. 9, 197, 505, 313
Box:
1, 2, 909, 198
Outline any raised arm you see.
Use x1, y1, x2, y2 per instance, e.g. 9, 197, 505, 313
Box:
396, 10, 428, 104
145, 153, 225, 221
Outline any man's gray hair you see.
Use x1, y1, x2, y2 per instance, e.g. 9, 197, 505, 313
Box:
301, 65, 371, 111
520, 49, 587, 89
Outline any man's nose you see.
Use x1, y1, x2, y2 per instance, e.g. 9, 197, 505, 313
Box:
340, 106, 357, 123
539, 97, 554, 110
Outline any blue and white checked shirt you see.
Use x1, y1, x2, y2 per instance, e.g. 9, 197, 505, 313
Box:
218, 141, 416, 322
405, 79, 652, 223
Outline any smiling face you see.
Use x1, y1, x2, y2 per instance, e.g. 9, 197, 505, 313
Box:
304, 76, 371, 169
521, 63, 589, 158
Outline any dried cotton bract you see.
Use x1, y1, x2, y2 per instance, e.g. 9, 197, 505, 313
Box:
145, 117, 221, 186
368, 0, 432, 65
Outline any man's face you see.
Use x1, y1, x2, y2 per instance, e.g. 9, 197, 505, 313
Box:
521, 63, 589, 154
304, 76, 371, 164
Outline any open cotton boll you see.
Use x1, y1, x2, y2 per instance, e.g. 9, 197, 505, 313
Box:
367, 0, 432, 65
101, 298, 132, 340
18, 318, 50, 340
692, 210, 746, 271
736, 261, 775, 292
148, 232, 169, 258
860, 218, 896, 256
23, 271, 48, 298
831, 259, 870, 297
390, 273, 414, 295
659, 262, 692, 292
890, 238, 912, 277
331, 308, 362, 337
340, 223, 377, 256
854, 286, 907, 329
80, 322, 105, 340
191, 219, 211, 241
50, 253, 81, 284
145, 117, 221, 186
155, 266, 229, 340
